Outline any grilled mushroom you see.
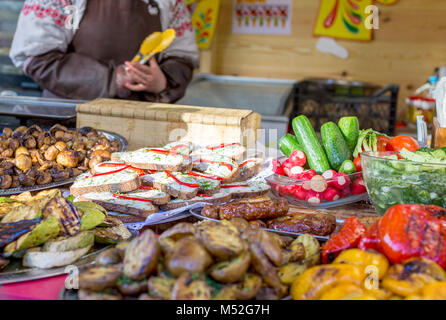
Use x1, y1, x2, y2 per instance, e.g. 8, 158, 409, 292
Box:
44, 145, 59, 161
15, 146, 29, 157
51, 166, 70, 182
56, 150, 79, 168
0, 175, 12, 189
13, 154, 32, 172
2, 128, 12, 139
36, 171, 52, 185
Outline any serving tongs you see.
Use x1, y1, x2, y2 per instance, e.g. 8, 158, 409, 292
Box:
126, 29, 176, 70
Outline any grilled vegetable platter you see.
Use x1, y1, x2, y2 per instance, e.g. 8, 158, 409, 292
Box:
291, 204, 446, 300
0, 125, 127, 195
0, 188, 132, 283
62, 219, 322, 300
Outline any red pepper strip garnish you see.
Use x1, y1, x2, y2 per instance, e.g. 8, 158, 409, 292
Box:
85, 166, 130, 179
193, 159, 233, 172
148, 170, 157, 174
186, 171, 223, 181
146, 148, 170, 154
221, 184, 249, 188
240, 159, 257, 167
197, 194, 212, 197
165, 170, 200, 188
146, 148, 189, 159
99, 162, 126, 168
138, 186, 156, 190
206, 143, 241, 151
321, 217, 367, 264
170, 144, 189, 151
112, 194, 153, 202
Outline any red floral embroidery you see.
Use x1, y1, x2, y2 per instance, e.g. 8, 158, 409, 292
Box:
21, 0, 71, 26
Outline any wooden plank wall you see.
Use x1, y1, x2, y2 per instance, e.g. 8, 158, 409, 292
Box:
211, 0, 446, 119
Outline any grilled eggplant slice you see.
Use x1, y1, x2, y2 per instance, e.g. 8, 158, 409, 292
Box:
0, 218, 41, 247
42, 231, 94, 252
2, 189, 60, 223
3, 217, 60, 255
209, 251, 251, 283
124, 229, 160, 280
78, 289, 122, 300
0, 198, 23, 218
148, 276, 176, 300
171, 273, 212, 300
42, 197, 81, 236
23, 244, 92, 269
94, 220, 132, 244
79, 265, 122, 291
95, 248, 122, 266
197, 221, 245, 260
165, 237, 212, 277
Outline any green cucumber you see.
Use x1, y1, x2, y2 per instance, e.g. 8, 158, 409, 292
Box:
338, 116, 359, 153
291, 115, 330, 173
339, 160, 356, 174
278, 134, 304, 157
321, 122, 352, 171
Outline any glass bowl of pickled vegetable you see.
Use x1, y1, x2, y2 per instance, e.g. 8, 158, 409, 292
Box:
362, 151, 446, 215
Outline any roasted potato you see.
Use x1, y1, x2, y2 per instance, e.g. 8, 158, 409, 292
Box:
213, 285, 238, 300
293, 234, 320, 266
171, 273, 212, 300
115, 241, 130, 259
233, 273, 262, 300
124, 229, 160, 280
278, 262, 309, 285
197, 220, 245, 260
78, 265, 122, 292
148, 276, 176, 300
209, 251, 251, 283
281, 241, 305, 265
228, 217, 251, 233
166, 237, 212, 277
95, 248, 122, 266
78, 289, 122, 300
158, 223, 196, 254
255, 286, 285, 300
94, 222, 132, 244
249, 242, 287, 295
116, 275, 148, 296
244, 228, 282, 267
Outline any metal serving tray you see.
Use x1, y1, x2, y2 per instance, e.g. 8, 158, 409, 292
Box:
0, 245, 110, 285
0, 130, 128, 196
189, 207, 329, 241
0, 96, 85, 120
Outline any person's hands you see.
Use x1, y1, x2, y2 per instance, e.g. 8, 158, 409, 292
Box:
124, 58, 167, 94
115, 65, 132, 98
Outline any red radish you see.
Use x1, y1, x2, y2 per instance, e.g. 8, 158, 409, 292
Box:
322, 169, 337, 180
288, 166, 305, 179
306, 190, 322, 205
279, 184, 297, 196
272, 159, 285, 175
300, 169, 317, 180
289, 150, 307, 167
323, 187, 340, 202
332, 172, 350, 190
339, 186, 351, 198
310, 175, 328, 193
302, 179, 312, 191
294, 185, 308, 200
351, 177, 367, 195
282, 159, 294, 176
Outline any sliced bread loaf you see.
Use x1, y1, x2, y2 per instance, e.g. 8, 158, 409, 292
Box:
141, 171, 199, 200
159, 192, 231, 211
70, 169, 140, 197
192, 143, 246, 161
78, 191, 158, 218
220, 181, 271, 199
192, 154, 239, 181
